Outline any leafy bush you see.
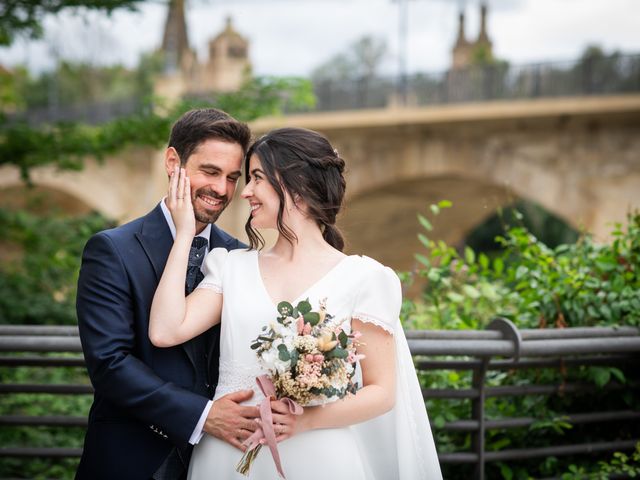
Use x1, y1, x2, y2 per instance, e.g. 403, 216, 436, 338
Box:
402, 203, 640, 330
0, 209, 115, 325
401, 204, 640, 479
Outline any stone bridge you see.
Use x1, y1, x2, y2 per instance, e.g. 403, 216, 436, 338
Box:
2, 95, 639, 273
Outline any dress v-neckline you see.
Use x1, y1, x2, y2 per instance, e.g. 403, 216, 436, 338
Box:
253, 250, 355, 311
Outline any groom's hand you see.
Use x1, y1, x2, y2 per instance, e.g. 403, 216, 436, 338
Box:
204, 390, 259, 451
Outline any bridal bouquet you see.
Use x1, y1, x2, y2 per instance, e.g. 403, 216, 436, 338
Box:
237, 298, 363, 477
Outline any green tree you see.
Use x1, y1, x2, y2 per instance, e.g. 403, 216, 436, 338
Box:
0, 0, 144, 45
311, 35, 388, 83
0, 74, 315, 181
0, 208, 115, 325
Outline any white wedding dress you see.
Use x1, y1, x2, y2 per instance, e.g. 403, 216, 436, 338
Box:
188, 248, 442, 480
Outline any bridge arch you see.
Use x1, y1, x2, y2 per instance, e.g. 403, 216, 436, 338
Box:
0, 146, 168, 223
0, 184, 94, 216
339, 173, 537, 271
253, 95, 640, 252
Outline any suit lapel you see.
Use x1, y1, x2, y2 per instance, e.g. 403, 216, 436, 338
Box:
135, 204, 199, 370
135, 204, 174, 283
209, 224, 234, 249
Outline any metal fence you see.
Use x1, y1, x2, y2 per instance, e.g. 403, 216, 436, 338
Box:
1, 321, 639, 479
4, 98, 146, 126
6, 53, 640, 127
314, 53, 640, 111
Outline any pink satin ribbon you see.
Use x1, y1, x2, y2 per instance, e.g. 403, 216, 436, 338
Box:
243, 375, 303, 479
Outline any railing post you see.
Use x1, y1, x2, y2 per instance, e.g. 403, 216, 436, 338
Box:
471, 357, 489, 480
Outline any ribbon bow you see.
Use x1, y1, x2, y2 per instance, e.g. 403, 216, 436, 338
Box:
237, 375, 303, 479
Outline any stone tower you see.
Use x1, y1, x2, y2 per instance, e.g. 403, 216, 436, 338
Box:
160, 0, 195, 74
451, 2, 493, 69
155, 5, 251, 100
202, 17, 251, 93
452, 11, 472, 69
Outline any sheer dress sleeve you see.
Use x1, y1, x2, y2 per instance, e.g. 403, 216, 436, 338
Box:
196, 247, 228, 294
351, 256, 402, 335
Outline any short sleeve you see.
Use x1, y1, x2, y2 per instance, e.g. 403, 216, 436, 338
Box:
352, 257, 402, 335
196, 247, 228, 294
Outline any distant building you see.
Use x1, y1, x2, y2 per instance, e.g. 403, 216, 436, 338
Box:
451, 3, 493, 69
154, 0, 251, 100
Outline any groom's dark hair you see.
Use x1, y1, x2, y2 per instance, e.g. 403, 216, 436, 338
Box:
168, 108, 251, 165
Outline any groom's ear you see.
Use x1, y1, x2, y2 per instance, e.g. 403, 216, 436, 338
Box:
164, 147, 181, 179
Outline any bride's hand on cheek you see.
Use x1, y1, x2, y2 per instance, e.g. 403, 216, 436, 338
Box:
168, 165, 196, 239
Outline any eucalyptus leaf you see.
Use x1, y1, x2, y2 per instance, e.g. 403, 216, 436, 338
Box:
277, 344, 291, 362
277, 301, 294, 317
290, 349, 299, 371
304, 312, 320, 325
296, 300, 312, 315
326, 348, 348, 359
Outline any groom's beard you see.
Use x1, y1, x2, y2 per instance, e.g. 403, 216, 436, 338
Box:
191, 187, 230, 225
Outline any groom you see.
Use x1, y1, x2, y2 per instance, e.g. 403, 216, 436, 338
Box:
77, 109, 263, 479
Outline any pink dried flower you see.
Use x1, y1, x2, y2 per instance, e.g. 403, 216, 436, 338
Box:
296, 316, 305, 335
298, 361, 322, 386
313, 354, 324, 363
347, 352, 366, 363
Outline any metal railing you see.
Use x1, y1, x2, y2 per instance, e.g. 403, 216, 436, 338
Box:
3, 97, 146, 126
5, 53, 640, 126
1, 322, 639, 479
314, 53, 640, 110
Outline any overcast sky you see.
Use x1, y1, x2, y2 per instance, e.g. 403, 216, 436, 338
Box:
2, 0, 640, 76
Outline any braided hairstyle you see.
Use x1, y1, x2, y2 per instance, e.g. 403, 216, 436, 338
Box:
244, 127, 346, 251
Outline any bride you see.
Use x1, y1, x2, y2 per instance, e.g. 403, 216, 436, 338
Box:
149, 128, 442, 479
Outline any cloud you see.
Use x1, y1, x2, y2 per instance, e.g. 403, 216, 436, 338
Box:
0, 0, 638, 76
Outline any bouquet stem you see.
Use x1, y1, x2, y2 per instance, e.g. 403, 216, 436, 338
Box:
236, 443, 262, 476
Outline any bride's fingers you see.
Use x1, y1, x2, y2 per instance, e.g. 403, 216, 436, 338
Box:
168, 165, 179, 204
275, 427, 292, 442
271, 413, 294, 426
177, 167, 186, 201
185, 176, 191, 205
226, 435, 247, 452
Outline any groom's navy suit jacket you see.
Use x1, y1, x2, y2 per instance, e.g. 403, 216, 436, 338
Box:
75, 204, 244, 480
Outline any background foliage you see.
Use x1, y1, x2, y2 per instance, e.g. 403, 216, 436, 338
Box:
0, 0, 144, 45
0, 74, 314, 181
400, 203, 640, 479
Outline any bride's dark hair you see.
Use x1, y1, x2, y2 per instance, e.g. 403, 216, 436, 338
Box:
244, 127, 346, 251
